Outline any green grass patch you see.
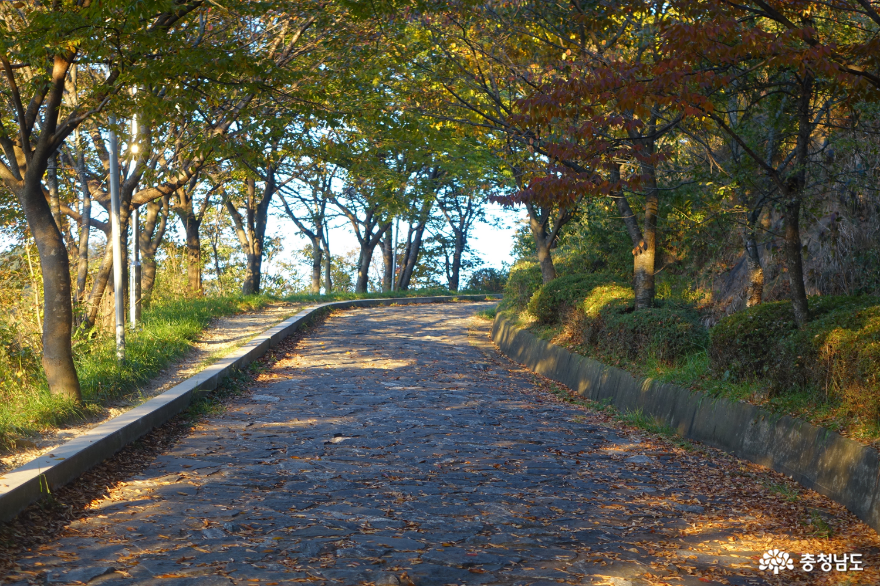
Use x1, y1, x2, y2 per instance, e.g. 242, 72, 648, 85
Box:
475, 306, 498, 321
615, 408, 694, 450
763, 480, 800, 502
808, 509, 835, 539
0, 294, 276, 449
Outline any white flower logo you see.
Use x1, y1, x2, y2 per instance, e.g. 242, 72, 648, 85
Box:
759, 549, 794, 574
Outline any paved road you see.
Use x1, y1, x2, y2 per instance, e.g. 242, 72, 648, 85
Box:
12, 303, 778, 586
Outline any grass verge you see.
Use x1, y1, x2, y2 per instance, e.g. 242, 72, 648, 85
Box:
0, 294, 275, 449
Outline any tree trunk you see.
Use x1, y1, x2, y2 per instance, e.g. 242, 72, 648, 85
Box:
323, 229, 332, 293
382, 232, 393, 292
633, 163, 659, 310
84, 244, 113, 329
448, 232, 465, 292
140, 197, 168, 308
526, 204, 557, 284
397, 200, 432, 290
533, 229, 557, 284
783, 196, 810, 326
355, 245, 374, 293
742, 230, 764, 307
47, 154, 62, 234
242, 251, 262, 295
782, 72, 813, 328
397, 224, 421, 290
183, 211, 202, 296
353, 222, 391, 293
74, 151, 91, 304
18, 179, 81, 401
634, 192, 657, 310
310, 237, 323, 294
610, 165, 654, 310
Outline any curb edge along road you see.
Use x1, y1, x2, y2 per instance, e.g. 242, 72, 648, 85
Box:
0, 295, 500, 522
491, 314, 880, 535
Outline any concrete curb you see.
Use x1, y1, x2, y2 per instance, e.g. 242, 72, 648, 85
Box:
491, 314, 880, 534
0, 294, 499, 521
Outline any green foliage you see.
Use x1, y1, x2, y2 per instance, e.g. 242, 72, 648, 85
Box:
0, 294, 274, 449
569, 285, 707, 366
467, 267, 508, 293
597, 304, 708, 365
504, 261, 543, 312
527, 272, 622, 324
517, 264, 707, 365
709, 300, 800, 382
475, 306, 497, 321
711, 295, 880, 420
76, 295, 273, 402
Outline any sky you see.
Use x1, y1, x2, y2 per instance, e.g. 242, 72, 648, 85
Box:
261, 200, 524, 290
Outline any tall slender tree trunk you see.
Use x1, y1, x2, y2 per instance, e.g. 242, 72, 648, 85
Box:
397, 199, 433, 290
397, 223, 424, 290
742, 229, 764, 307
183, 212, 202, 296
783, 195, 810, 325
610, 165, 655, 310
447, 232, 465, 292
783, 72, 814, 327
140, 197, 168, 308
74, 151, 91, 304
18, 178, 81, 401
382, 232, 393, 292
310, 238, 323, 294
634, 191, 658, 310
323, 228, 332, 293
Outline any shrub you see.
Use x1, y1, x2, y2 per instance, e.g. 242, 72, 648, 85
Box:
710, 295, 880, 419
467, 267, 508, 293
600, 305, 708, 364
565, 283, 707, 365
709, 300, 797, 381
527, 272, 622, 324
504, 261, 543, 312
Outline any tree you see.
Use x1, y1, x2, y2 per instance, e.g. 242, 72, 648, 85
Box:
0, 0, 212, 400
279, 160, 337, 294
435, 183, 483, 292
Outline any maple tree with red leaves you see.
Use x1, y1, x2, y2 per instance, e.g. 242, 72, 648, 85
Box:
492, 0, 880, 324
